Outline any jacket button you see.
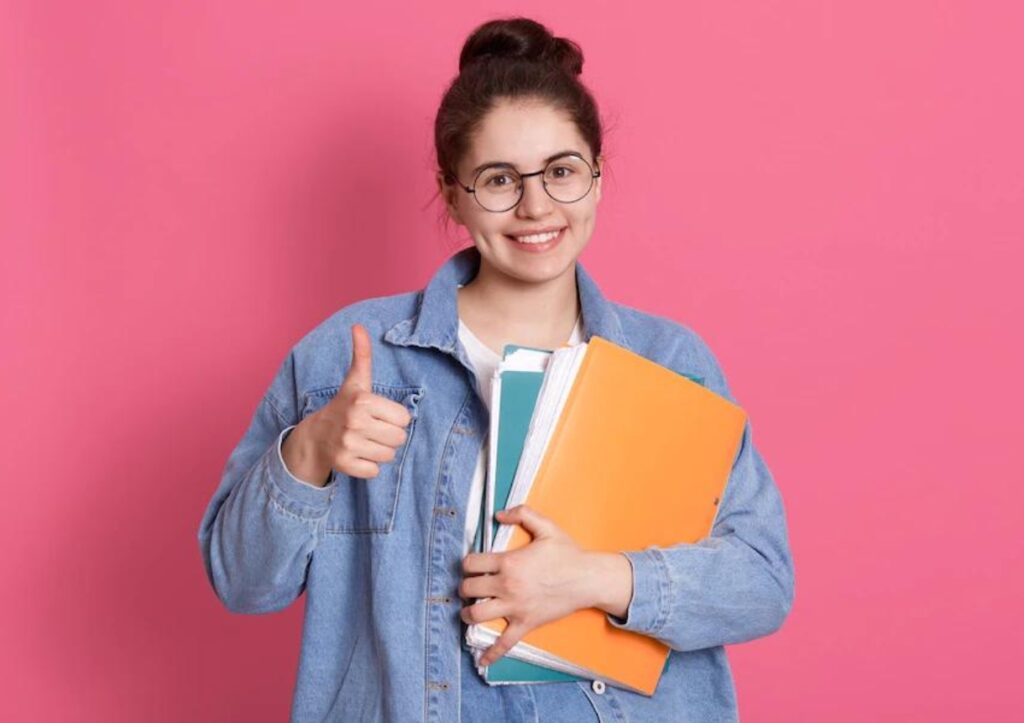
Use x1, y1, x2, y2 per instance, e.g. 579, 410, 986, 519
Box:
591, 680, 606, 695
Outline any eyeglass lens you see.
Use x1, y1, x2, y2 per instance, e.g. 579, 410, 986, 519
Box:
474, 156, 595, 212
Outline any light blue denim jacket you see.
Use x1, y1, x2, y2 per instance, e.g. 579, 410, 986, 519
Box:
198, 246, 795, 722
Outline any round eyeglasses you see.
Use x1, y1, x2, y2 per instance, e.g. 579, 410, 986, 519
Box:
449, 153, 601, 213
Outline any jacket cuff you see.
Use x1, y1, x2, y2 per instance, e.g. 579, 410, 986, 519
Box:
606, 547, 673, 636
264, 425, 335, 514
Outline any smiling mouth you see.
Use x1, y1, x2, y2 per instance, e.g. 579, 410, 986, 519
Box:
504, 227, 566, 245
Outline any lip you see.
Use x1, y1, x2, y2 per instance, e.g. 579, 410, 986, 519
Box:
503, 226, 567, 253
505, 225, 566, 237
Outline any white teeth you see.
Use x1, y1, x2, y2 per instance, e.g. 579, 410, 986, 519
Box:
511, 229, 562, 244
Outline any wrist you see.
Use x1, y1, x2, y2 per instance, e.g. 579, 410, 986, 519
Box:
282, 422, 331, 487
581, 551, 633, 618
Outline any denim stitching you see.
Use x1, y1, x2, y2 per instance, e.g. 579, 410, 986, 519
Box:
649, 547, 674, 636
315, 385, 423, 534
265, 483, 324, 525
262, 453, 334, 521
263, 391, 293, 427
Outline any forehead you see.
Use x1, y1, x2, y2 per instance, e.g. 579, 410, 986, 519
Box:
464, 99, 589, 171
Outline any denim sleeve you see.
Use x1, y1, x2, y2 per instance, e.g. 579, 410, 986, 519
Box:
197, 350, 336, 614
606, 348, 795, 651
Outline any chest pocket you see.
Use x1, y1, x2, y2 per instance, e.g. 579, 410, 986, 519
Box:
301, 382, 424, 534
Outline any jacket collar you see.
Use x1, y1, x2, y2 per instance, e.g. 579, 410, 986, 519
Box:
384, 245, 627, 354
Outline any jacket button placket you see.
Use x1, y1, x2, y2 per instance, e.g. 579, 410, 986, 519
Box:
425, 391, 486, 722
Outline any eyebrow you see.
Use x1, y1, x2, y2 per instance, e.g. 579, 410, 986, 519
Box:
471, 150, 584, 176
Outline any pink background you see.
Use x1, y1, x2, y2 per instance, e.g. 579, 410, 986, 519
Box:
3, 1, 1022, 720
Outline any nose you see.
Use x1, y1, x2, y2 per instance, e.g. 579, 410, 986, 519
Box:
515, 173, 554, 219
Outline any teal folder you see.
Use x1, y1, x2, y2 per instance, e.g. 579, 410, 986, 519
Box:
481, 345, 581, 684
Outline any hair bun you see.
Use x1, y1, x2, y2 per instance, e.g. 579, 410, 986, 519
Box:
459, 17, 584, 76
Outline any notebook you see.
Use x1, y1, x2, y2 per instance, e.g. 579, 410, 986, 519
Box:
470, 345, 583, 684
466, 335, 747, 695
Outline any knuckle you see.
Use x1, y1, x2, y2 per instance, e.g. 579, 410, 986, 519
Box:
503, 578, 521, 598
499, 555, 518, 575
342, 408, 360, 429
340, 463, 364, 478
341, 459, 366, 479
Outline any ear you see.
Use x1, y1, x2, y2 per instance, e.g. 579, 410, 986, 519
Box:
594, 155, 604, 203
437, 172, 465, 226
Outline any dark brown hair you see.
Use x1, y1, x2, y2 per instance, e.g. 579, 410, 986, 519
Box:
434, 17, 604, 193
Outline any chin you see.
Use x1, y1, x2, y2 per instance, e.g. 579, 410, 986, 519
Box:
508, 265, 568, 285
496, 242, 582, 283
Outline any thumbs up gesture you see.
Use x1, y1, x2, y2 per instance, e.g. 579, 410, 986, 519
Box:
281, 323, 414, 486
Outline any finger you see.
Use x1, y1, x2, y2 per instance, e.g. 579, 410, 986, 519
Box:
459, 598, 512, 625
344, 323, 373, 392
462, 552, 501, 575
363, 396, 413, 428
343, 435, 400, 465
361, 416, 410, 449
480, 622, 528, 667
459, 573, 501, 600
339, 457, 380, 480
496, 505, 558, 540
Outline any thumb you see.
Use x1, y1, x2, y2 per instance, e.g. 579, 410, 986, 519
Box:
344, 323, 373, 392
496, 505, 558, 540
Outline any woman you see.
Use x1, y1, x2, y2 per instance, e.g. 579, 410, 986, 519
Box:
198, 17, 795, 722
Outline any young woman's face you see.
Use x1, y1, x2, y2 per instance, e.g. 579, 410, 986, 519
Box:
442, 98, 603, 286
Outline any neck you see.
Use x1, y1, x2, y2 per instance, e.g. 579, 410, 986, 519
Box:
457, 256, 581, 349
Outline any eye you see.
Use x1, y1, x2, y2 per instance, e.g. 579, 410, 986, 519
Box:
548, 165, 576, 178
485, 173, 516, 188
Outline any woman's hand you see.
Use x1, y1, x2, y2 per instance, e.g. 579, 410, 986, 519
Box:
282, 323, 413, 486
459, 505, 633, 666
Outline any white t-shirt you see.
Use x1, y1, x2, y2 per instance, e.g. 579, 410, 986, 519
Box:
456, 310, 584, 556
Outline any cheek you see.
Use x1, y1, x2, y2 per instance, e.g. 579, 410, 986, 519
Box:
567, 204, 598, 232
476, 212, 517, 238
476, 219, 509, 239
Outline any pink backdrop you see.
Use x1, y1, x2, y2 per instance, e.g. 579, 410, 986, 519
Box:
3, 1, 1022, 720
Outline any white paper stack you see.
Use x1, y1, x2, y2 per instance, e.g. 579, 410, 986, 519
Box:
465, 343, 596, 681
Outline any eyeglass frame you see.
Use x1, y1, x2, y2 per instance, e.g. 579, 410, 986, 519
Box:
446, 152, 602, 213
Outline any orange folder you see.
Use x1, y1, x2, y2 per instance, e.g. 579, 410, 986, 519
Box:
481, 335, 747, 695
